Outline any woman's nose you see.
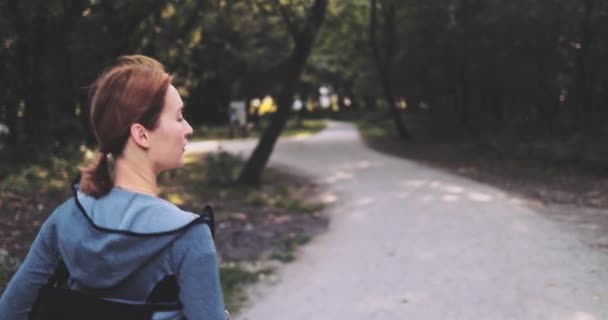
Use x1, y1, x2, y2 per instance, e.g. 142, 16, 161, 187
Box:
185, 120, 194, 137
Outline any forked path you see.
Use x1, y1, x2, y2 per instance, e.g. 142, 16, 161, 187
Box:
189, 121, 608, 320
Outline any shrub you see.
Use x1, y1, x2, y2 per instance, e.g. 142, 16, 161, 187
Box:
204, 150, 244, 186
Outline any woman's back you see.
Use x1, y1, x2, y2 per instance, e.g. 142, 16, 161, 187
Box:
0, 186, 225, 320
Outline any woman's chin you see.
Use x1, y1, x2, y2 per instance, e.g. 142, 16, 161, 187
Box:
158, 160, 185, 173
176, 157, 186, 168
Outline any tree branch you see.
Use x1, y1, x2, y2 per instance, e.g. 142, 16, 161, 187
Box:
272, 0, 300, 38
384, 0, 395, 66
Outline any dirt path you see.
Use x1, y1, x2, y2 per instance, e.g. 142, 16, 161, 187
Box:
189, 121, 608, 320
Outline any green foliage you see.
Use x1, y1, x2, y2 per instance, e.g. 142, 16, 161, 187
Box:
281, 119, 327, 137
220, 265, 255, 313
0, 146, 88, 195
159, 152, 325, 217
356, 111, 398, 139
4, 0, 608, 172
271, 234, 311, 262
220, 265, 258, 291
243, 187, 323, 214
220, 264, 273, 314
203, 150, 245, 186
309, 0, 375, 99
192, 125, 237, 140
193, 119, 326, 141
0, 250, 20, 292
244, 192, 267, 207
281, 199, 325, 214
270, 249, 295, 263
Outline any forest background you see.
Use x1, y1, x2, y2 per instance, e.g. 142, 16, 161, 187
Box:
2, 0, 608, 311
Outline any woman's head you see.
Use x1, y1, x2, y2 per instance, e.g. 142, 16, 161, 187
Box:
91, 60, 170, 154
80, 55, 192, 197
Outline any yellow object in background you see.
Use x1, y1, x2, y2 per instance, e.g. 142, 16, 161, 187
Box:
258, 95, 277, 115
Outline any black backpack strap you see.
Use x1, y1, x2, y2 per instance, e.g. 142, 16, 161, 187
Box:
147, 275, 179, 303
54, 259, 69, 287
44, 254, 69, 288
199, 205, 215, 239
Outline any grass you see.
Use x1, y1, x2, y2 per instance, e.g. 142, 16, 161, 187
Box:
192, 118, 327, 140
220, 264, 273, 313
355, 112, 398, 139
281, 119, 327, 138
270, 234, 311, 263
0, 146, 86, 196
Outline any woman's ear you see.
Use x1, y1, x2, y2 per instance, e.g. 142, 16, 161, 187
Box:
130, 123, 150, 149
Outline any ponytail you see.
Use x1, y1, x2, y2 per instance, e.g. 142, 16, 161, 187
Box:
79, 151, 113, 198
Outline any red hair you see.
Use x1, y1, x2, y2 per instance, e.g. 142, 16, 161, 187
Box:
80, 56, 171, 197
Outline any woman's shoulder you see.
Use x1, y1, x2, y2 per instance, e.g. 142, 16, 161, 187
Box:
33, 196, 79, 241
170, 221, 216, 256
46, 196, 79, 221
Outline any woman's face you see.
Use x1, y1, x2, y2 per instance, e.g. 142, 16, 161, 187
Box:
148, 85, 193, 173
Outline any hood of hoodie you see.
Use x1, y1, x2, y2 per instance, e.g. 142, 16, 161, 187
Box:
55, 186, 199, 289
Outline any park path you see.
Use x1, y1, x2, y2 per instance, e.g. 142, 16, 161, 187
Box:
188, 121, 608, 320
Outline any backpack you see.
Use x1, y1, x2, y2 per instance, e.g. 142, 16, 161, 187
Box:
29, 179, 216, 320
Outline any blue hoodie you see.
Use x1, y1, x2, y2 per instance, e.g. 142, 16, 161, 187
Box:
0, 186, 226, 320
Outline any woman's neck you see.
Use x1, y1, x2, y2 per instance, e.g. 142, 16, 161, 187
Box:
113, 156, 158, 196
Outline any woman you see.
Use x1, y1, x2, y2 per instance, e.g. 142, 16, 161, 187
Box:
0, 55, 227, 319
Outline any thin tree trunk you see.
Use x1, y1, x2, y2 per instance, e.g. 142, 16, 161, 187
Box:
23, 2, 50, 144
238, 0, 328, 184
535, 40, 558, 133
369, 0, 410, 139
459, 0, 473, 133
573, 0, 596, 131
53, 0, 87, 143
492, 91, 504, 131
5, 0, 27, 147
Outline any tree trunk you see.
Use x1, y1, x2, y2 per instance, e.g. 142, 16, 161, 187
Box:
458, 0, 473, 133
572, 0, 596, 131
238, 0, 328, 184
364, 95, 376, 110
52, 0, 87, 144
5, 0, 27, 147
535, 40, 559, 133
23, 2, 50, 145
369, 0, 410, 139
491, 91, 504, 132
